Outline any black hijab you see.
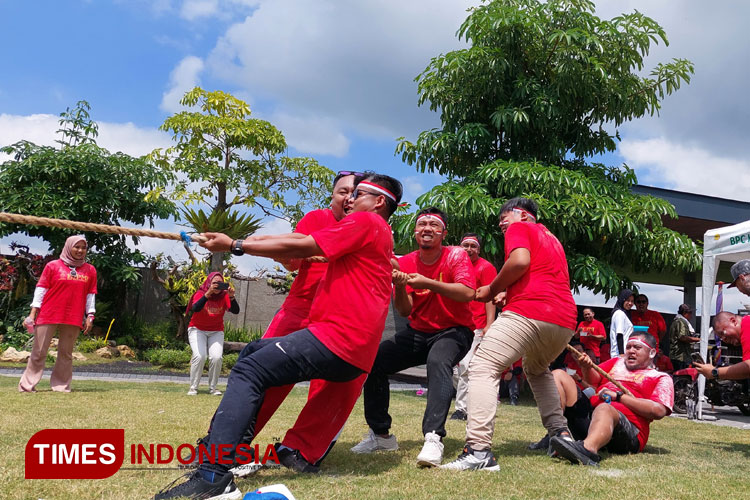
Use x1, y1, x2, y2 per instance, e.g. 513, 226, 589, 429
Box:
612, 289, 634, 318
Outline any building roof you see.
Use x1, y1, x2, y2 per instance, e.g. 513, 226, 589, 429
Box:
627, 185, 750, 286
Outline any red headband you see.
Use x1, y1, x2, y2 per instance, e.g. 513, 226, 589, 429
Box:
358, 181, 397, 202
416, 213, 446, 229
627, 338, 654, 351
512, 208, 537, 223
461, 236, 480, 246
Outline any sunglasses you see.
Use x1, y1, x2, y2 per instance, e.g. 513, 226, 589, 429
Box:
351, 188, 381, 200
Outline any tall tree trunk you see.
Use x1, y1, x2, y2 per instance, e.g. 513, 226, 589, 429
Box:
209, 252, 224, 272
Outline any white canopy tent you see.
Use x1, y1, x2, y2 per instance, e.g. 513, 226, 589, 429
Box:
698, 219, 750, 418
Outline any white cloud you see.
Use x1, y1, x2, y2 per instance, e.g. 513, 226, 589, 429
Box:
219, 217, 292, 275
619, 137, 750, 202
0, 114, 58, 152
271, 112, 349, 157
205, 0, 474, 140
401, 176, 424, 202
160, 56, 205, 113
0, 113, 171, 160
180, 0, 219, 20
595, 2, 750, 161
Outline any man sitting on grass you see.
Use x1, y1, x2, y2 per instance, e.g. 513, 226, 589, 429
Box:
550, 332, 674, 466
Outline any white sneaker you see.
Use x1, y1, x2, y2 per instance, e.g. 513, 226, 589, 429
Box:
416, 431, 444, 467
350, 429, 399, 454
187, 389, 198, 396
210, 389, 222, 396
441, 445, 500, 471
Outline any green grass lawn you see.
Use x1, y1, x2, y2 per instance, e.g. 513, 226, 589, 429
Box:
1, 375, 748, 500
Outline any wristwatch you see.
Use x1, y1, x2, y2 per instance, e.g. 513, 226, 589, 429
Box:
711, 368, 720, 380
615, 391, 623, 402
231, 239, 245, 256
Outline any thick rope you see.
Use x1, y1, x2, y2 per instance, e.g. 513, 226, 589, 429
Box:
0, 212, 207, 243
565, 344, 633, 396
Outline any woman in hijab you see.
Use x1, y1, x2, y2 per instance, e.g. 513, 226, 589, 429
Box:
19, 235, 97, 392
609, 288, 634, 358
186, 272, 239, 395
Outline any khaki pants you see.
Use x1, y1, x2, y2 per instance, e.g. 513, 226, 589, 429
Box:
466, 311, 573, 450
453, 329, 483, 413
18, 324, 80, 393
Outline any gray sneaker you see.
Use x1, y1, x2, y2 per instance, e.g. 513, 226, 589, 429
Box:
441, 446, 500, 471
350, 429, 399, 454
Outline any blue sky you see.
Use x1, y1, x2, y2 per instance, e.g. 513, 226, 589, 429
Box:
1, 0, 749, 315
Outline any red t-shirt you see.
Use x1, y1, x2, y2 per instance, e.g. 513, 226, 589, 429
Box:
188, 291, 232, 331
576, 319, 606, 357
564, 352, 585, 388
307, 211, 394, 372
741, 315, 750, 361
591, 358, 674, 451
469, 257, 497, 330
36, 259, 97, 327
398, 246, 475, 333
654, 354, 673, 373
599, 345, 611, 363
502, 222, 577, 331
631, 310, 667, 348
284, 209, 337, 310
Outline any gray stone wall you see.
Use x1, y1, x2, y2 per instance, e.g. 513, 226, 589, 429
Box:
125, 268, 405, 338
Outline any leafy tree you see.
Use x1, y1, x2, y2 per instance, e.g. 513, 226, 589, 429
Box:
395, 0, 701, 298
149, 255, 210, 339
0, 101, 175, 297
149, 87, 333, 270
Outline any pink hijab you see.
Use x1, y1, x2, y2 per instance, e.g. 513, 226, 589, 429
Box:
60, 235, 87, 268
186, 272, 227, 313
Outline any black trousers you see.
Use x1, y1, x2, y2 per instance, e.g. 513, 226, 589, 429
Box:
199, 329, 364, 475
363, 325, 473, 438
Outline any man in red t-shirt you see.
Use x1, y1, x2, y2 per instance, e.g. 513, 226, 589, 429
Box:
443, 197, 577, 471
631, 294, 667, 350
155, 173, 402, 500
451, 232, 497, 420
550, 332, 673, 466
576, 308, 606, 363
196, 171, 363, 474
693, 311, 750, 381
351, 207, 476, 468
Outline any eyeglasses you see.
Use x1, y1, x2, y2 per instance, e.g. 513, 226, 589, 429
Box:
351, 189, 381, 200
337, 170, 365, 177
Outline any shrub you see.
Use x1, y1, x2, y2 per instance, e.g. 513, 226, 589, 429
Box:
0, 292, 33, 350
0, 326, 32, 351
224, 323, 263, 343
222, 353, 238, 372
112, 334, 136, 348
77, 337, 107, 353
115, 315, 182, 351
142, 346, 192, 368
